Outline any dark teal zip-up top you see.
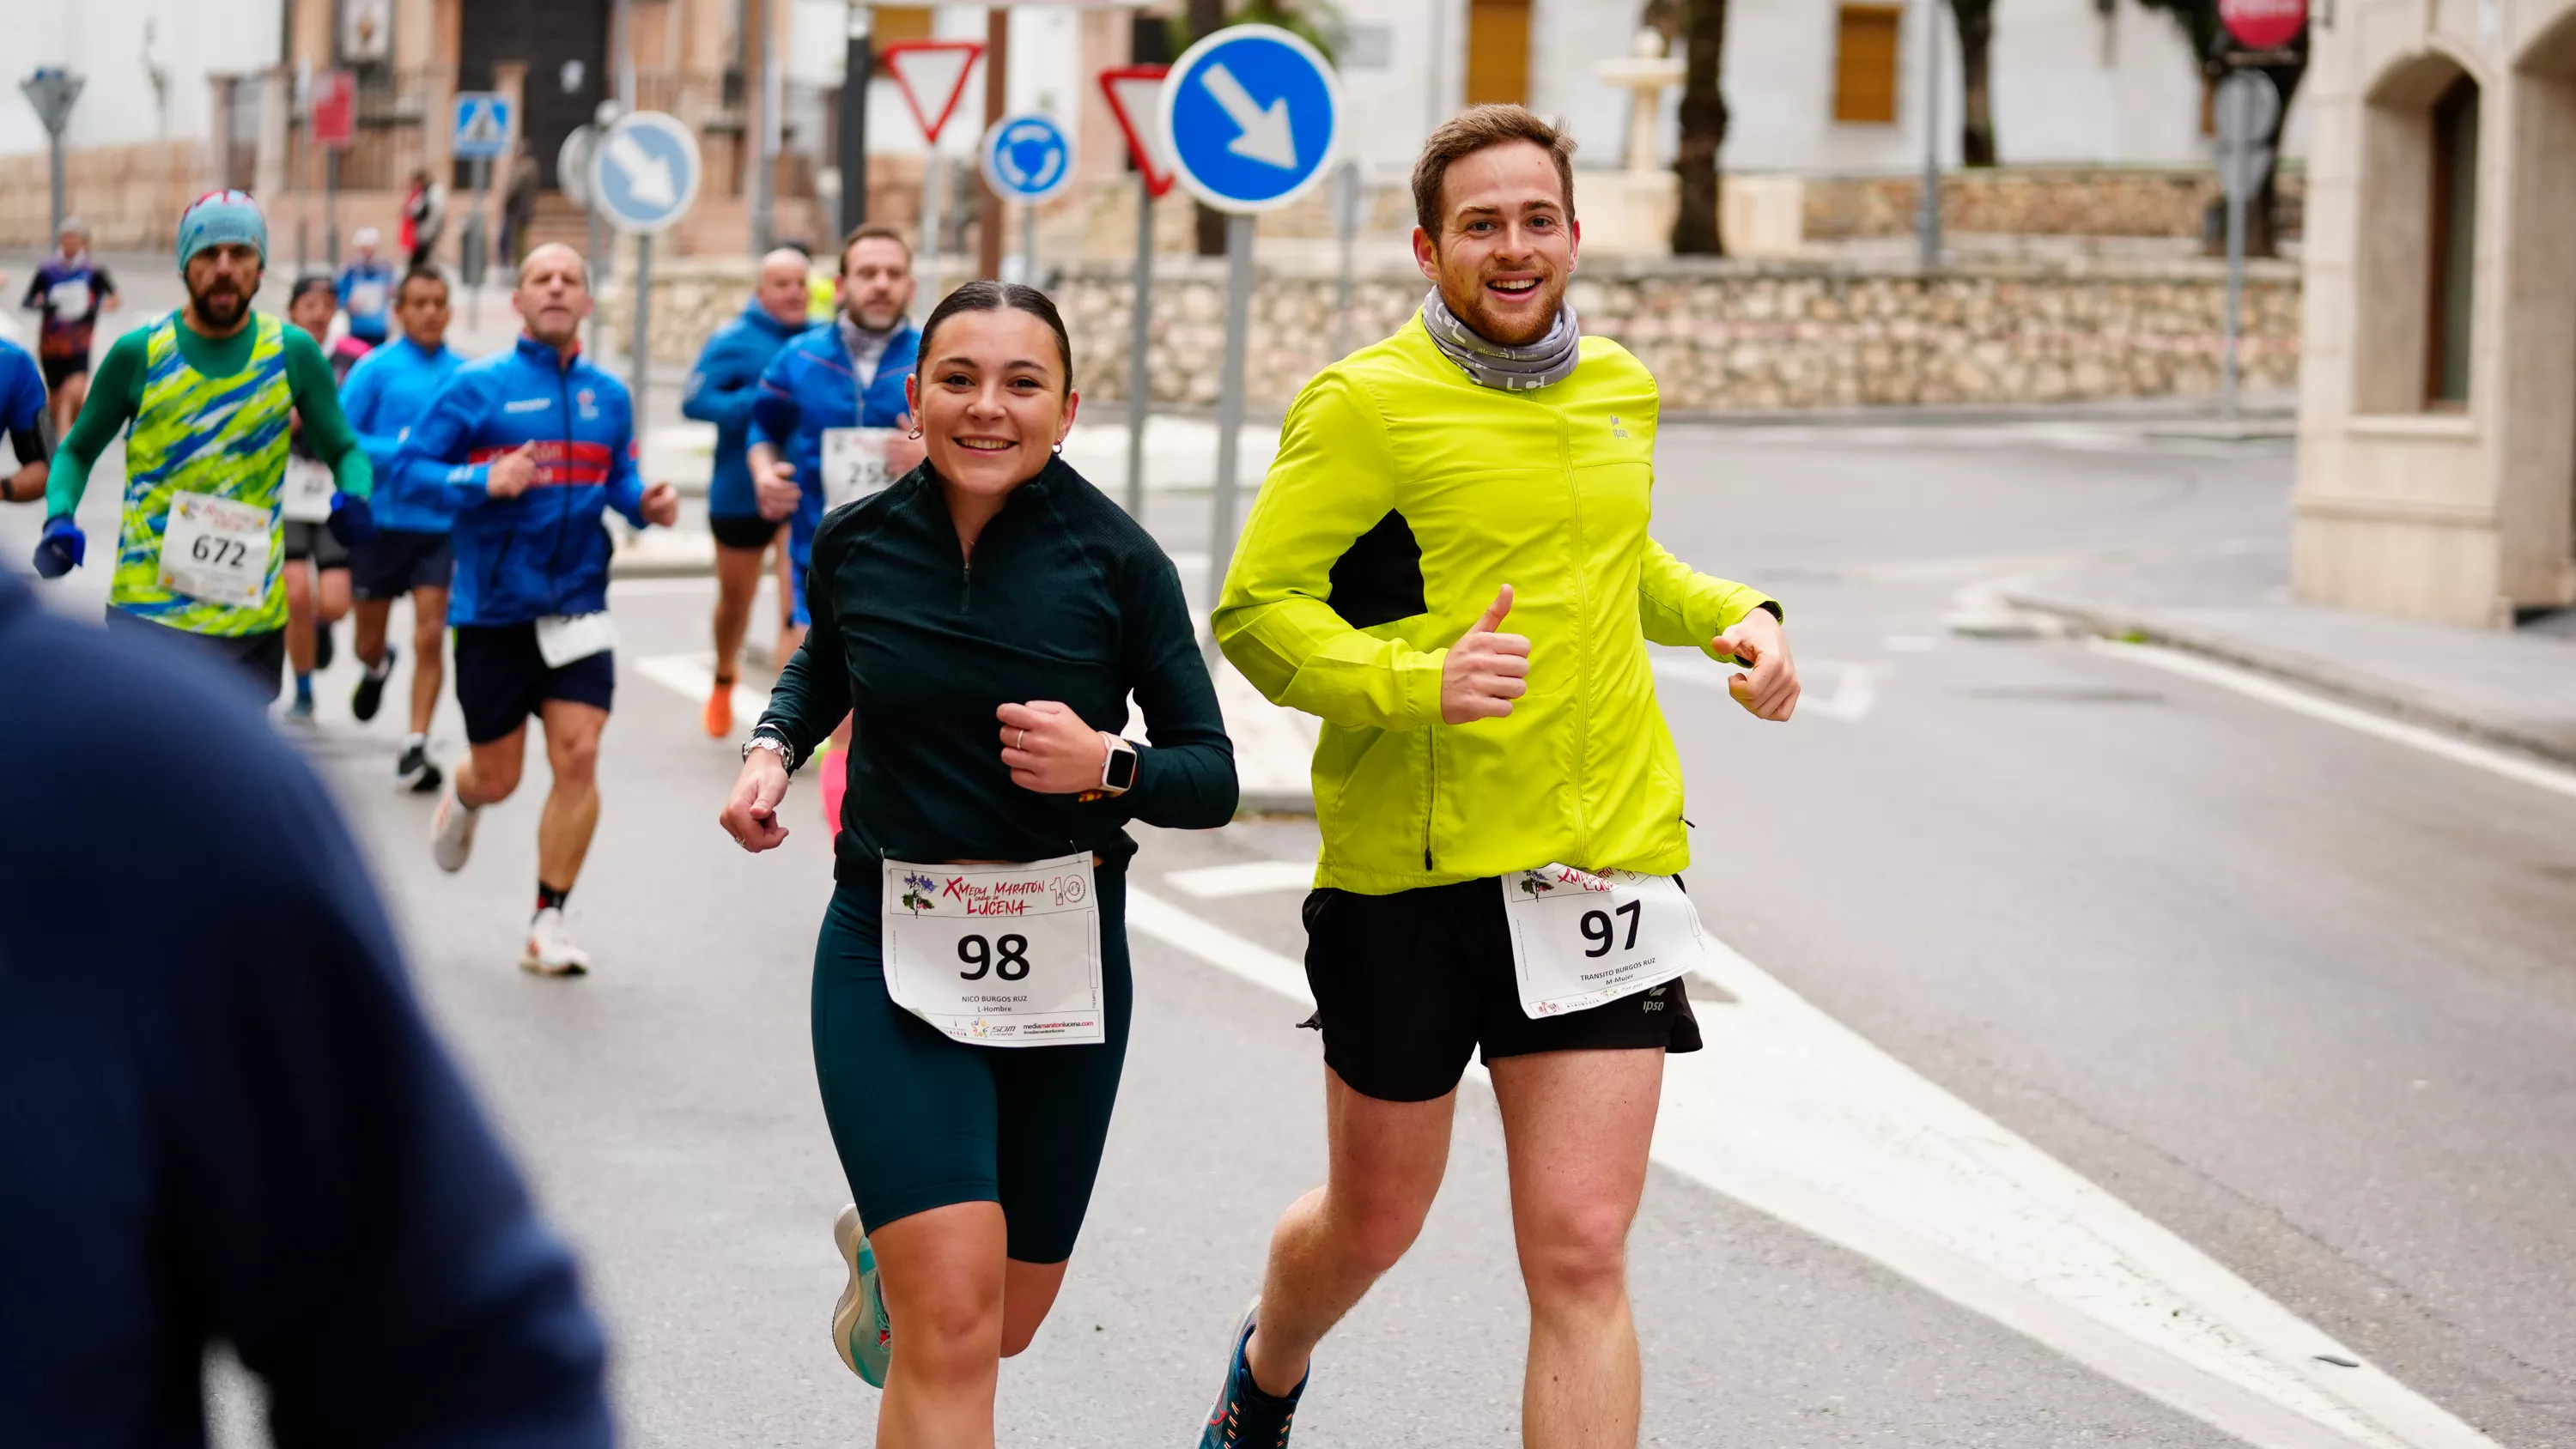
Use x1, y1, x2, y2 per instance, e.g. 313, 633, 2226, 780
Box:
759, 456, 1238, 882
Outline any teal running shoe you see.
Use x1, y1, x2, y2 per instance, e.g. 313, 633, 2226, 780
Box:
831, 1204, 892, 1386
1197, 1300, 1305, 1448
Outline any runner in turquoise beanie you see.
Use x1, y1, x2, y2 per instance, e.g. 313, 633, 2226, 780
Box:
175, 190, 269, 273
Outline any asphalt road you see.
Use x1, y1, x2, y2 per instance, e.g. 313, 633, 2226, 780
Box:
6, 263, 2568, 1446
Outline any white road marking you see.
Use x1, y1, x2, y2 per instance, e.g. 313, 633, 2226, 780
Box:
633, 652, 770, 724
1163, 860, 1318, 899
608, 575, 719, 598
1654, 653, 1880, 722
2091, 640, 2576, 801
1127, 886, 2500, 1449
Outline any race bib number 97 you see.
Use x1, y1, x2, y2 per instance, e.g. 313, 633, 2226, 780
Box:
1502, 864, 1710, 1020
881, 854, 1105, 1046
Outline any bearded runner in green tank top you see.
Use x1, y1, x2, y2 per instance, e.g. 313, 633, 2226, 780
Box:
43, 191, 372, 640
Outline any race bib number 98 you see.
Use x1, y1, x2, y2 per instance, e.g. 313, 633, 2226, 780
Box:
1502, 864, 1710, 1020
881, 854, 1105, 1046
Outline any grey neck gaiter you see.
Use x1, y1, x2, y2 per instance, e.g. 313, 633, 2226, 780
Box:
840, 315, 899, 390
1419, 288, 1581, 391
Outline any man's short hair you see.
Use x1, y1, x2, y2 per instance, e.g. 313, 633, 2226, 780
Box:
840, 223, 914, 273
398, 265, 449, 301
517, 244, 591, 289
1411, 105, 1578, 241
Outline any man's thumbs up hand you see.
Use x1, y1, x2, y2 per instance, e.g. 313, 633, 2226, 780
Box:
1442, 585, 1532, 724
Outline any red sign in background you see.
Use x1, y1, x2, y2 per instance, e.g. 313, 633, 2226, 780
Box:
2219, 0, 2307, 51
311, 70, 357, 149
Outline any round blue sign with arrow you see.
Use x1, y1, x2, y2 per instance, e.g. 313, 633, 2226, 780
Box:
1159, 24, 1341, 215
590, 111, 702, 235
979, 112, 1075, 204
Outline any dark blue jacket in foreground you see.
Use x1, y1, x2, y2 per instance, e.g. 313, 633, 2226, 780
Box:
0, 570, 611, 1447
682, 300, 807, 520
396, 334, 652, 627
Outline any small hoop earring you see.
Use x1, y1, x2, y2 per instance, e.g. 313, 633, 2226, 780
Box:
907, 426, 923, 440
1053, 440, 1065, 455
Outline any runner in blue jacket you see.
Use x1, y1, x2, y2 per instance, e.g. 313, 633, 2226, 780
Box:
396, 243, 681, 978
682, 247, 811, 736
747, 224, 923, 646
341, 264, 468, 792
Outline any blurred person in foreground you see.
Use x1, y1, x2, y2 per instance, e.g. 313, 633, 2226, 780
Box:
0, 565, 612, 1446
682, 246, 812, 737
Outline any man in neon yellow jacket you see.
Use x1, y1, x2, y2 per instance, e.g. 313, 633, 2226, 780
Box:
1197, 106, 1800, 1449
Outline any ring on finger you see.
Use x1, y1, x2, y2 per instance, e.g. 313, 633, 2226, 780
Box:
1016, 728, 1028, 751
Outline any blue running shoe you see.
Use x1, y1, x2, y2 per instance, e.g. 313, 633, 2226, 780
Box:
832, 1204, 892, 1387
1198, 1300, 1305, 1449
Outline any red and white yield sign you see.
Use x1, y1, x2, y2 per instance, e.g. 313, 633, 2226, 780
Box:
2219, 0, 2306, 51
880, 39, 984, 143
1097, 64, 1175, 198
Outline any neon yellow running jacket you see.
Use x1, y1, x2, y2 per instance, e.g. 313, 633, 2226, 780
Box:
1214, 315, 1778, 895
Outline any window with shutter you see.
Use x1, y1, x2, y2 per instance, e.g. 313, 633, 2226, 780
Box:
1834, 5, 1903, 126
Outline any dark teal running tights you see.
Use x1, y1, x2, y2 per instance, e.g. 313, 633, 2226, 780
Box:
811, 869, 1133, 1264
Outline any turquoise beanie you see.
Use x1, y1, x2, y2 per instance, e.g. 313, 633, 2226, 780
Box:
175, 190, 268, 273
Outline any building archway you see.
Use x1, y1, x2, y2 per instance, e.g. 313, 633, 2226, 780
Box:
2350, 49, 2481, 416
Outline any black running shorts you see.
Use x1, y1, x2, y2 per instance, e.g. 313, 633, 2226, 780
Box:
1301, 877, 1702, 1103
708, 512, 781, 552
453, 622, 616, 744
281, 519, 350, 569
349, 528, 455, 600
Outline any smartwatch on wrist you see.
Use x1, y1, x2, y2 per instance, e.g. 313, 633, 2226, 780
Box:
1098, 734, 1139, 797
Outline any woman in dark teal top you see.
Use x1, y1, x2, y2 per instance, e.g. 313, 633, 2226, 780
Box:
720, 282, 1235, 1440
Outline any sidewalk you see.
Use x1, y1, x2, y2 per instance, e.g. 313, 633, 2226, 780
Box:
2002, 543, 2576, 766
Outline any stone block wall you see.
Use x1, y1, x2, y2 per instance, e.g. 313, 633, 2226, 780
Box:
1, 142, 211, 251
600, 252, 2300, 415
1801, 165, 2306, 241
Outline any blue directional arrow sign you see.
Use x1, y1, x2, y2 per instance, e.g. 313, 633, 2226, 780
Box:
451, 93, 513, 160
1159, 24, 1341, 215
979, 112, 1075, 204
590, 110, 702, 234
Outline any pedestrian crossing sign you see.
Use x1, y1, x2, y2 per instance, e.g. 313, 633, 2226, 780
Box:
453, 94, 513, 159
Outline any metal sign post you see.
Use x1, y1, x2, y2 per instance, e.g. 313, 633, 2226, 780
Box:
452, 93, 514, 327
315, 70, 356, 268
589, 110, 704, 441
883, 39, 986, 315
980, 112, 1073, 288
1917, 0, 1943, 270
1159, 25, 1343, 631
560, 124, 600, 347
2214, 70, 2281, 426
20, 69, 86, 240
1330, 158, 1363, 361
1101, 64, 1174, 518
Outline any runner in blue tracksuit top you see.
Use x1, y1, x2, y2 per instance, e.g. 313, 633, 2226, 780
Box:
397, 243, 682, 979
746, 224, 923, 647
681, 247, 811, 737
341, 264, 467, 794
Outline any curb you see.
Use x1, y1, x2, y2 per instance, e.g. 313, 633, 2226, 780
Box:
2003, 590, 2576, 768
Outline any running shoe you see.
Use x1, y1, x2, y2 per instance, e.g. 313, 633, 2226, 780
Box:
352, 646, 396, 722
830, 1204, 893, 1387
1197, 1300, 1305, 1449
284, 694, 316, 724
396, 743, 443, 795
313, 619, 335, 672
430, 787, 480, 872
519, 906, 592, 976
703, 679, 733, 738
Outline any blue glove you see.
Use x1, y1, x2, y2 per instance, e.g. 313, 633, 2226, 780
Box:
327, 492, 376, 546
32, 515, 84, 579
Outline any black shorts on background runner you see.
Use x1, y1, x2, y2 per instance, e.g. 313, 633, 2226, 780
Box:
453, 623, 615, 743
40, 355, 87, 392
1301, 877, 1702, 1103
281, 520, 351, 569
708, 512, 781, 552
102, 609, 285, 703
350, 529, 455, 600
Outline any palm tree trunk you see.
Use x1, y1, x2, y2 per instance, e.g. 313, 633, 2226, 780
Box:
1670, 0, 1728, 254
1953, 0, 1996, 167
1190, 0, 1230, 256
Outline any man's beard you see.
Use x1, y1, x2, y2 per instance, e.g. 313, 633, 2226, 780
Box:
1440, 270, 1564, 348
849, 298, 906, 333
191, 282, 251, 328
